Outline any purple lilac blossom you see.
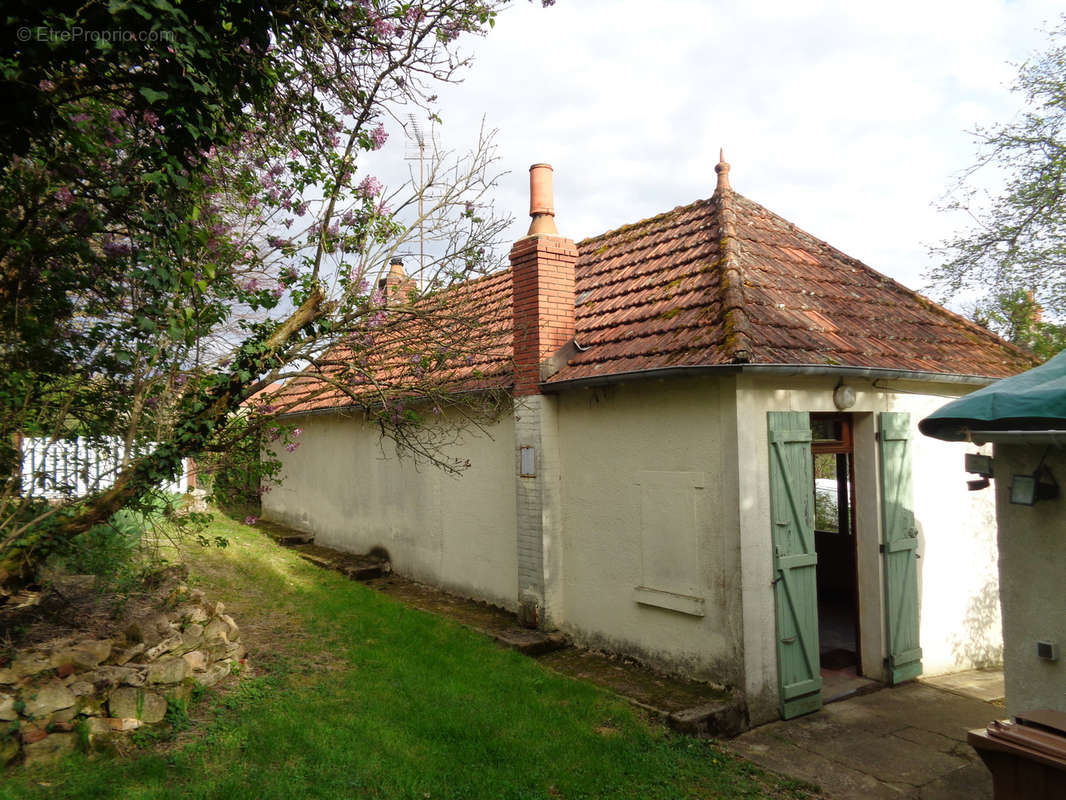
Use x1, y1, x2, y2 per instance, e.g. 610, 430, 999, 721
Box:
370, 124, 388, 150
357, 175, 383, 199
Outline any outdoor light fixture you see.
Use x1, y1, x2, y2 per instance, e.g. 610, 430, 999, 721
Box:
833, 383, 856, 411
965, 453, 993, 491
1009, 461, 1058, 506
1037, 640, 1059, 662
965, 453, 993, 477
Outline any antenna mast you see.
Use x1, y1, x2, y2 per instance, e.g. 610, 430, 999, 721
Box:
405, 114, 426, 287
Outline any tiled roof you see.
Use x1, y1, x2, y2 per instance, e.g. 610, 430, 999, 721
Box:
269, 269, 513, 415
271, 178, 1033, 414
548, 190, 1034, 383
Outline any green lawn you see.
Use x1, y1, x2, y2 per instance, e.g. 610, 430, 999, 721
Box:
1, 515, 814, 800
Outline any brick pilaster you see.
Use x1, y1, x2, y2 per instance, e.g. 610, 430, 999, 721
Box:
509, 235, 578, 396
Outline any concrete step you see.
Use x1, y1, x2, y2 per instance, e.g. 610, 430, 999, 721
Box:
490, 628, 570, 657
337, 562, 387, 582
274, 531, 314, 546
666, 699, 747, 738
293, 546, 390, 583
255, 520, 314, 546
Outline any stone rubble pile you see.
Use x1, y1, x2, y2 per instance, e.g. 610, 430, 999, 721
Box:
0, 584, 245, 767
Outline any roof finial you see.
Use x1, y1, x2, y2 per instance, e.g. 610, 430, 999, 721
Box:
714, 148, 731, 192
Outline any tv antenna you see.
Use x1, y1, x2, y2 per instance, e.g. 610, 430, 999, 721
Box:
405, 114, 427, 287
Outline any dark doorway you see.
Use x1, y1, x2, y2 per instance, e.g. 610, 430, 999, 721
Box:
810, 414, 863, 700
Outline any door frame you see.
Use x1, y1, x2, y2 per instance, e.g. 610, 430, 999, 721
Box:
852, 413, 889, 684
810, 413, 861, 675
770, 410, 918, 711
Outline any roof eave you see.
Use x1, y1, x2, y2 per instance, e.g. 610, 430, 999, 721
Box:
273, 382, 514, 420
541, 363, 1001, 392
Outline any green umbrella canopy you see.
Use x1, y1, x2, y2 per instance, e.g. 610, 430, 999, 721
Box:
920, 350, 1066, 441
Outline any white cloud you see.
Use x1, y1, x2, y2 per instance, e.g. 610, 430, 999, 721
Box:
367, 0, 1062, 305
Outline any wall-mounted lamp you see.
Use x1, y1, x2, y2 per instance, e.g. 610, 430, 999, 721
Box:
1009, 464, 1058, 506
965, 453, 993, 491
833, 383, 856, 410
965, 453, 993, 477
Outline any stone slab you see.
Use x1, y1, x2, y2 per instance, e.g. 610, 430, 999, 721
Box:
725, 682, 998, 800
22, 732, 76, 766
920, 669, 1005, 704
491, 629, 569, 657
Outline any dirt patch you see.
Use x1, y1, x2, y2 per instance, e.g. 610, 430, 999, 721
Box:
0, 567, 188, 654
539, 647, 734, 715
364, 574, 524, 635
289, 543, 388, 580
178, 555, 344, 681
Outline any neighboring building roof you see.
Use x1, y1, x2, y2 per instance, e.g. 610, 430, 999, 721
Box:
271, 269, 513, 415
920, 349, 1066, 442
272, 165, 1034, 414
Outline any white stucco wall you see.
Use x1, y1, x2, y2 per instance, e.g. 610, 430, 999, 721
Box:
735, 374, 1002, 724
261, 410, 518, 610
553, 376, 745, 688
993, 444, 1066, 715
260, 371, 1003, 726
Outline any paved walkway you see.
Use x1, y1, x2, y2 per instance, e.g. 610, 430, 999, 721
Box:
726, 674, 1005, 799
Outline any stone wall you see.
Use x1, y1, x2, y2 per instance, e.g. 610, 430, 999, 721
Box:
0, 584, 245, 767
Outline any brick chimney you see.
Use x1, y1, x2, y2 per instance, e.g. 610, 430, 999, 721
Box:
510, 164, 578, 396
379, 257, 417, 301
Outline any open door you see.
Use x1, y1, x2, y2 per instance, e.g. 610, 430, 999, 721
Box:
879, 412, 923, 684
768, 411, 822, 718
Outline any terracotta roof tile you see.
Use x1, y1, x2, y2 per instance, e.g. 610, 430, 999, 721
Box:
546, 189, 1033, 383
272, 179, 1034, 412
270, 269, 514, 415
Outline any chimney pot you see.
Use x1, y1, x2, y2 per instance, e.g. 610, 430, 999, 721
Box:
527, 163, 559, 236
383, 257, 416, 299
510, 163, 576, 396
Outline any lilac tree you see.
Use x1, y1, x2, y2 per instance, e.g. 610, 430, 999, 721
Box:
0, 0, 525, 591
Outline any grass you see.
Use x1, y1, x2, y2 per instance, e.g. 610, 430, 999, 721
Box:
1, 515, 816, 800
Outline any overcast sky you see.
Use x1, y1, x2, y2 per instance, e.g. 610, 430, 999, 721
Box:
365, 0, 1062, 303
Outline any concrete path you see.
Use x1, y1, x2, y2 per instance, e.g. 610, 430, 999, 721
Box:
726, 680, 1003, 799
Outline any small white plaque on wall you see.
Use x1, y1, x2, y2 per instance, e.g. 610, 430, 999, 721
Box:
520, 445, 535, 478
633, 586, 706, 617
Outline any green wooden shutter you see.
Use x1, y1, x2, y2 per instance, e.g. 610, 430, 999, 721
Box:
879, 412, 923, 684
768, 411, 821, 719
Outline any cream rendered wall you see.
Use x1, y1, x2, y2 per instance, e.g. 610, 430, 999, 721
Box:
735, 374, 1001, 724
553, 376, 745, 688
992, 444, 1066, 715
261, 410, 518, 610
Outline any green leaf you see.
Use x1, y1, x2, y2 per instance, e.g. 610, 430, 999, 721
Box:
139, 87, 169, 104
